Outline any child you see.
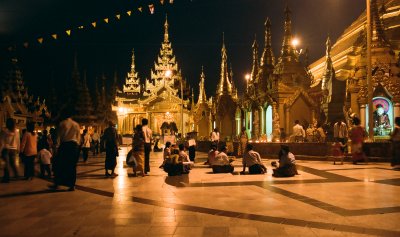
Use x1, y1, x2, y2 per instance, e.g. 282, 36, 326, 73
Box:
38, 148, 52, 178
331, 142, 345, 165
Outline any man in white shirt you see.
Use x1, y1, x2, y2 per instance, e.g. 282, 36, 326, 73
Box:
211, 145, 234, 173
142, 118, 152, 174
211, 128, 220, 146
334, 119, 348, 144
50, 109, 81, 191
292, 120, 305, 142
242, 144, 266, 174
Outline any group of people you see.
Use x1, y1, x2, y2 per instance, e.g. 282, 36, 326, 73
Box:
206, 143, 298, 177
0, 118, 57, 183
291, 120, 326, 143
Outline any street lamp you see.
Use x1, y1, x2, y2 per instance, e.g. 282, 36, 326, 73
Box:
245, 73, 251, 92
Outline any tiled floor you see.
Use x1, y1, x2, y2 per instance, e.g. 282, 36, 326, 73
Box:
0, 147, 399, 237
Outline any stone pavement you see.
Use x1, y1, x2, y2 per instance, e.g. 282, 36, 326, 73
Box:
0, 147, 400, 237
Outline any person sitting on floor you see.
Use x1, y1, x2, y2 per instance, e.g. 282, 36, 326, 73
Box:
205, 144, 218, 166
178, 143, 194, 172
241, 144, 267, 175
159, 141, 172, 168
211, 145, 234, 173
163, 145, 183, 176
272, 145, 299, 177
153, 138, 163, 152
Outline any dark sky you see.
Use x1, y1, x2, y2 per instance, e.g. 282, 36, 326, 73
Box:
0, 0, 365, 101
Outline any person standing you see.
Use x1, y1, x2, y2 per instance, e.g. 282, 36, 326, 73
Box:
91, 129, 100, 156
238, 127, 248, 157
390, 117, 400, 169
349, 117, 367, 164
20, 122, 38, 180
211, 128, 220, 147
334, 119, 348, 144
142, 118, 152, 174
103, 121, 119, 177
81, 129, 91, 163
316, 123, 326, 143
0, 118, 20, 183
131, 125, 145, 177
292, 120, 305, 142
49, 111, 80, 191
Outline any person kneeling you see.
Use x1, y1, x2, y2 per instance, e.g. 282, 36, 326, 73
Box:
211, 146, 234, 173
272, 145, 299, 177
241, 144, 267, 175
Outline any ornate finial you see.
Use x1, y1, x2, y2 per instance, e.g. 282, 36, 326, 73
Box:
251, 35, 259, 82
326, 36, 331, 56
260, 17, 274, 67
130, 48, 136, 72
252, 34, 258, 48
164, 14, 169, 42
198, 66, 207, 104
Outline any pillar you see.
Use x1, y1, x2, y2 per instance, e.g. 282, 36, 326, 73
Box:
394, 103, 400, 119
360, 104, 367, 128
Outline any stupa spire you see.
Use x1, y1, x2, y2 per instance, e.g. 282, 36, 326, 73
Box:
217, 33, 232, 96
164, 15, 169, 42
261, 18, 275, 67
197, 66, 207, 104
279, 5, 296, 62
251, 35, 259, 82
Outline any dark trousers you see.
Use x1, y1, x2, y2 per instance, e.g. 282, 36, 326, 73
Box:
23, 155, 36, 178
92, 141, 99, 155
40, 164, 51, 177
53, 141, 80, 188
82, 147, 90, 162
1, 149, 18, 181
144, 143, 151, 173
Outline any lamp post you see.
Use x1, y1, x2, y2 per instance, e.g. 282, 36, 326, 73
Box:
366, 0, 374, 141
245, 73, 250, 93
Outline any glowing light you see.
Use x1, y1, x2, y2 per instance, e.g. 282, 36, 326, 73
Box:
292, 38, 299, 47
165, 70, 172, 78
245, 74, 251, 80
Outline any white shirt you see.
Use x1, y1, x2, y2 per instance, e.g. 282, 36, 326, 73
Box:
334, 122, 348, 138
211, 131, 220, 142
293, 124, 305, 137
92, 132, 100, 141
179, 150, 190, 162
82, 133, 92, 148
0, 129, 20, 151
142, 125, 152, 143
58, 118, 80, 144
213, 152, 230, 166
243, 150, 262, 167
38, 148, 52, 165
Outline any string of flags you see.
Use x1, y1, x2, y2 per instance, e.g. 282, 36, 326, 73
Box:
8, 0, 174, 50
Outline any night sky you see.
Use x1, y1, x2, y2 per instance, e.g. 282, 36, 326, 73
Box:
0, 0, 365, 101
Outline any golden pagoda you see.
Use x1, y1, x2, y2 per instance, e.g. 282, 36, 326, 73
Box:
114, 16, 191, 136
309, 0, 400, 138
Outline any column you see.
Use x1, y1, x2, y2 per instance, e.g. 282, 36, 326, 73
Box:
360, 104, 366, 128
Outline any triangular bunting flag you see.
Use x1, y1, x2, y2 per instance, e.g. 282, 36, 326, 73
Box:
138, 7, 142, 12
92, 22, 97, 28
149, 4, 155, 14
116, 14, 121, 20
52, 34, 57, 40
104, 18, 109, 23
127, 10, 132, 16
169, 0, 174, 4
66, 30, 71, 36
38, 38, 44, 44
23, 42, 29, 48
160, 0, 165, 5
